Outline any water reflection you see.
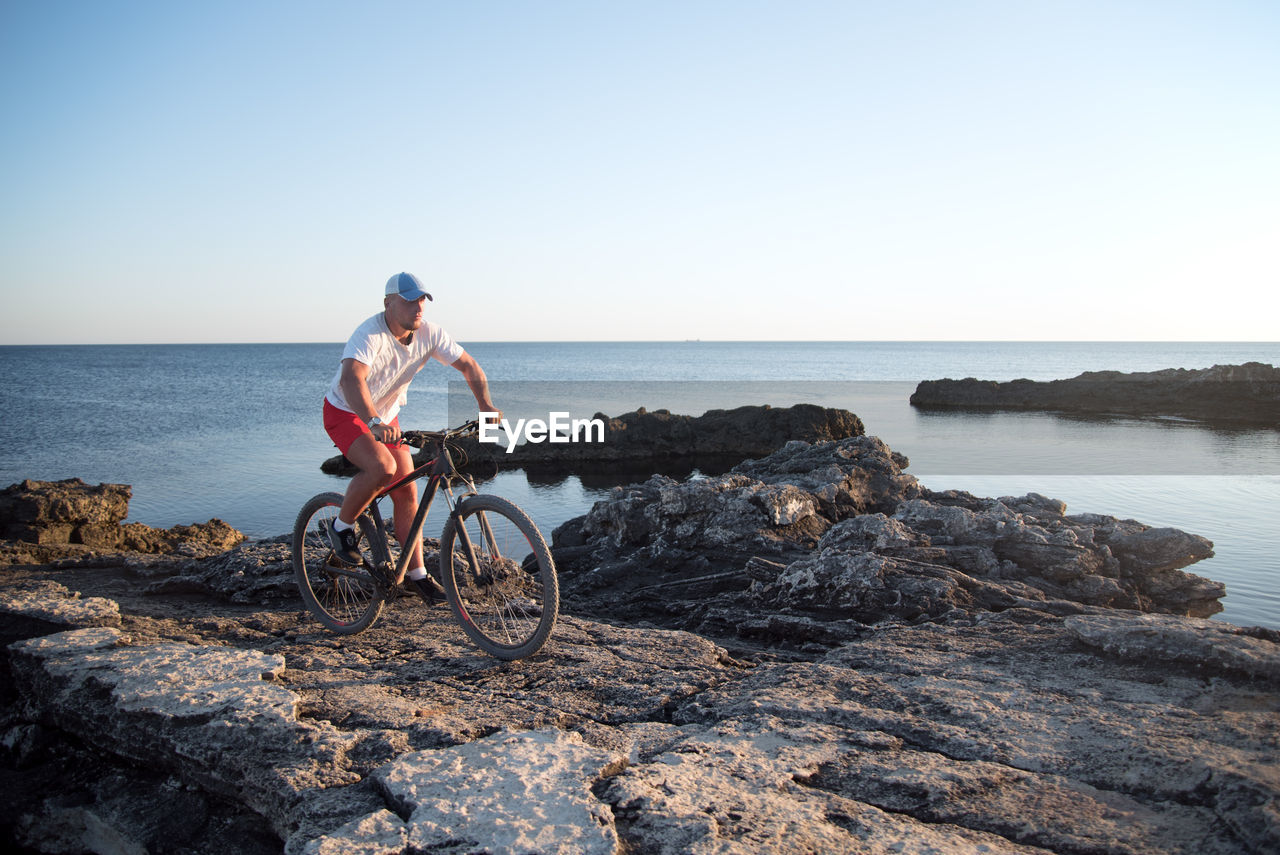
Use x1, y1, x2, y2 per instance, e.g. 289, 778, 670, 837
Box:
907, 409, 1280, 476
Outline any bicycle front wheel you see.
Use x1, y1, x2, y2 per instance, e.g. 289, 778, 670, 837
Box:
439, 494, 559, 660
292, 492, 386, 634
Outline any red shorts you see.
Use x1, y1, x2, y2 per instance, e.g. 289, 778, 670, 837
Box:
323, 400, 400, 456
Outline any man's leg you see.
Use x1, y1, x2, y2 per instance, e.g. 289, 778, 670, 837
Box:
338, 433, 399, 525
386, 442, 424, 575
386, 445, 443, 603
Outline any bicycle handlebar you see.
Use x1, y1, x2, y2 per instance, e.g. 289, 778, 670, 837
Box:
400, 420, 481, 449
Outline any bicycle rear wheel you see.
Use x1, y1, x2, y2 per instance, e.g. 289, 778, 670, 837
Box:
292, 492, 386, 634
439, 494, 559, 660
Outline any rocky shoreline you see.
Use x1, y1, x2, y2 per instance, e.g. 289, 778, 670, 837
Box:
2, 433, 1278, 853
909, 361, 1280, 425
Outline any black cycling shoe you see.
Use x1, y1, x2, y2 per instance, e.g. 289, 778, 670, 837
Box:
408, 574, 446, 605
326, 519, 363, 565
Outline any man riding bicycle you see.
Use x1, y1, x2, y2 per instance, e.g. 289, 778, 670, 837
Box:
322, 272, 498, 603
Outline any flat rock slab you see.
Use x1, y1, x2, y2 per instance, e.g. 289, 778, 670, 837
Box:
6, 626, 387, 845
605, 718, 1051, 854
0, 578, 121, 643
672, 618, 1280, 854
1066, 612, 1280, 680
336, 729, 625, 855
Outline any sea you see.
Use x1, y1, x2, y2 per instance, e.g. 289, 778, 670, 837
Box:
2, 341, 1277, 629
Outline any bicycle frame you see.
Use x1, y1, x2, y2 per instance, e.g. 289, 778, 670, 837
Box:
358, 436, 484, 588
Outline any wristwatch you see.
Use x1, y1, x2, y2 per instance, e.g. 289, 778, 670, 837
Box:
368, 417, 384, 428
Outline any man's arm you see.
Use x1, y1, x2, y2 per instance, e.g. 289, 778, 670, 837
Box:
452, 352, 500, 422
338, 358, 400, 443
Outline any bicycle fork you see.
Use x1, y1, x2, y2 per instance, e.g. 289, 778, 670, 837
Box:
442, 476, 497, 588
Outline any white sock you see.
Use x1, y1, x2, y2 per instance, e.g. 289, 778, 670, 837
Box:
407, 567, 427, 581
333, 518, 354, 532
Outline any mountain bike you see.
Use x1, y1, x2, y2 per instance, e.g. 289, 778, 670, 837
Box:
290, 421, 558, 660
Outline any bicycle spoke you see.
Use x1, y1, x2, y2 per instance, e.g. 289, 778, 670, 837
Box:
292, 492, 386, 634
440, 495, 558, 660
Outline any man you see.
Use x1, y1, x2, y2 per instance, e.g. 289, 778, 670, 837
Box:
322, 272, 498, 603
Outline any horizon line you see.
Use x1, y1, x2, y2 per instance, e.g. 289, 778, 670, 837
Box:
3, 339, 1279, 348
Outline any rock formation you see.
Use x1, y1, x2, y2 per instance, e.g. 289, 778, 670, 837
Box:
0, 478, 132, 547
1, 433, 1276, 854
321, 403, 865, 476
909, 361, 1280, 425
0, 478, 243, 565
551, 437, 1224, 642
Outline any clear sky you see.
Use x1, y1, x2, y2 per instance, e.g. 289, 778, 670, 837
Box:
1, 0, 1277, 344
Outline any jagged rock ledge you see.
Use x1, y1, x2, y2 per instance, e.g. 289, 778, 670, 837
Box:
551, 435, 1226, 644
909, 361, 1280, 425
321, 403, 865, 476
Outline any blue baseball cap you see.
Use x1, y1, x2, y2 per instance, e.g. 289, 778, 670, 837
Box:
385, 272, 433, 302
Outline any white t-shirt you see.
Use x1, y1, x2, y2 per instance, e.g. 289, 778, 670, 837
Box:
325, 312, 464, 422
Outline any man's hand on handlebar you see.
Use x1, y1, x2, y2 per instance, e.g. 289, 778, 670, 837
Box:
371, 422, 402, 444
